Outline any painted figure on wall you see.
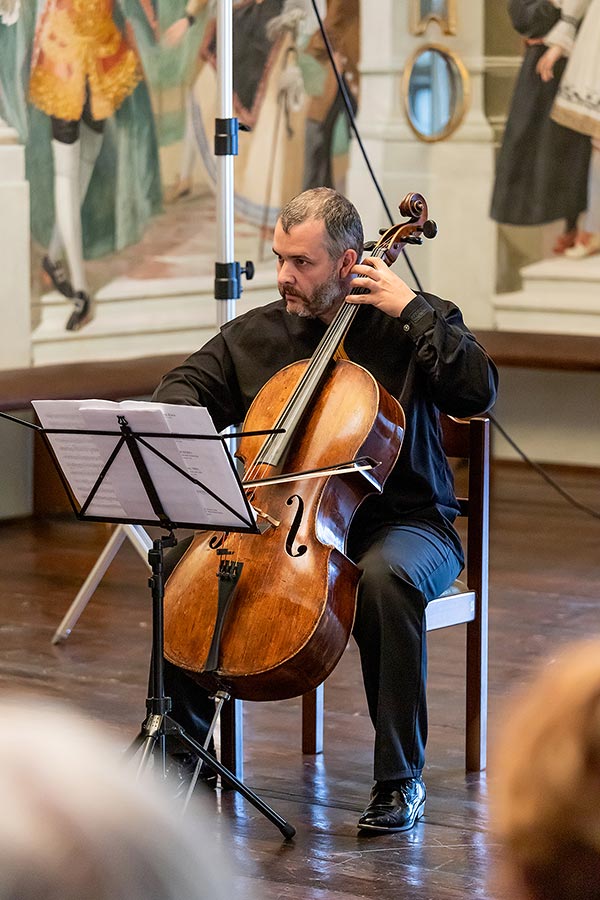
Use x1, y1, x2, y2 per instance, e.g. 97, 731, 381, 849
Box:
164, 0, 361, 237
155, 0, 211, 202
302, 0, 359, 194
490, 0, 591, 255
0, 0, 162, 331
0, 0, 362, 336
193, 0, 306, 230
537, 0, 600, 257
180, 0, 308, 234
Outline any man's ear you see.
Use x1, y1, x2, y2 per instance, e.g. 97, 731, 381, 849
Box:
339, 248, 358, 279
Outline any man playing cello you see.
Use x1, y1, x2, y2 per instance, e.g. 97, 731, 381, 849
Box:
153, 188, 498, 833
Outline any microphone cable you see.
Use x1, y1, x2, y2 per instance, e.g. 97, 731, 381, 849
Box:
489, 412, 600, 520
309, 1, 600, 522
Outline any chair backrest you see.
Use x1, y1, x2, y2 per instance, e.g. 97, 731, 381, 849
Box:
437, 414, 490, 771
439, 414, 490, 599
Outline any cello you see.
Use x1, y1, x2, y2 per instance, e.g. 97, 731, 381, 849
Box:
163, 193, 437, 702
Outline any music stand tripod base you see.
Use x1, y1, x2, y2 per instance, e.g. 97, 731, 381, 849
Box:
131, 533, 296, 841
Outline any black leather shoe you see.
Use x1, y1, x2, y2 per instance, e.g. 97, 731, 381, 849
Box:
42, 255, 73, 298
66, 291, 93, 331
357, 777, 426, 832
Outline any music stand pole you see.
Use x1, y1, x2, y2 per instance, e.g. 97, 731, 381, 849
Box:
134, 531, 176, 776
131, 530, 294, 840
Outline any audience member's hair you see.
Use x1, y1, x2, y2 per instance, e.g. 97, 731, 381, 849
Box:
0, 696, 234, 900
491, 641, 600, 900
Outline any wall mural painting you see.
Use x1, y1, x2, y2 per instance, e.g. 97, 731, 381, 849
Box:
491, 0, 600, 269
0, 0, 360, 332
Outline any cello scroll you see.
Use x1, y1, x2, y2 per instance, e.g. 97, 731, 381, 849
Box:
367, 192, 438, 267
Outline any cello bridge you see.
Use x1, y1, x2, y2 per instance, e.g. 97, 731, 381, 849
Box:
253, 506, 280, 530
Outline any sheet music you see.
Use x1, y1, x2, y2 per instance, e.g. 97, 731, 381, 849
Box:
31, 399, 254, 528
31, 400, 131, 519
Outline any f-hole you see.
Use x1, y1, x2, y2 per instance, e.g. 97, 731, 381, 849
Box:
209, 533, 228, 551
285, 495, 307, 558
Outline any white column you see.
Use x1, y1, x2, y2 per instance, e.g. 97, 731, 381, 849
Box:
0, 115, 31, 369
347, 0, 496, 328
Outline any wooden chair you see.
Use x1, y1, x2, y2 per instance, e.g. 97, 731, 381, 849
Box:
220, 414, 490, 778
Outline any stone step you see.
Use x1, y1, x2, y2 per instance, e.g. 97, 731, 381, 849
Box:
519, 253, 600, 294
31, 265, 278, 366
494, 252, 600, 336
494, 300, 600, 336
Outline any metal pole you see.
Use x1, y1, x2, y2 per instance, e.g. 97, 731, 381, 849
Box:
213, 0, 252, 765
214, 0, 254, 327
216, 0, 236, 325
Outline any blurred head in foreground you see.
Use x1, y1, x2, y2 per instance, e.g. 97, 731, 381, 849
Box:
491, 640, 600, 900
0, 696, 232, 900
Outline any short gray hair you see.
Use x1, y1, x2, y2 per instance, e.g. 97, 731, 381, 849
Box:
0, 697, 233, 900
279, 188, 364, 260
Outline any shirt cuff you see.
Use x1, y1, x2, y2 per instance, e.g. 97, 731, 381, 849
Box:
398, 293, 435, 338
543, 18, 577, 53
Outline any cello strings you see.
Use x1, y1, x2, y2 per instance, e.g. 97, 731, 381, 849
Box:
246, 247, 387, 476
243, 245, 389, 483
222, 246, 390, 565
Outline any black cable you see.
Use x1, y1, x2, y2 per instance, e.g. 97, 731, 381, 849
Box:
309, 0, 424, 293
489, 413, 600, 520
309, 4, 599, 522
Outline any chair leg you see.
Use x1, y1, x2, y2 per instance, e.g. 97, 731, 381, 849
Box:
302, 684, 324, 754
219, 697, 244, 781
465, 616, 488, 772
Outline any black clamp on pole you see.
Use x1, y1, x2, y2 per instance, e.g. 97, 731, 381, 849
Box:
213, 117, 255, 306
215, 260, 255, 301
214, 117, 239, 157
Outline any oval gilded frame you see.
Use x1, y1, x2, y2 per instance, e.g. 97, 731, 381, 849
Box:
410, 0, 457, 36
401, 43, 470, 143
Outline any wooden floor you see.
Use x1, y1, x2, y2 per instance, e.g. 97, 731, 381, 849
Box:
1, 461, 599, 899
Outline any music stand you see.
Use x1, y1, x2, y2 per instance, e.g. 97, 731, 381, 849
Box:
0, 406, 296, 840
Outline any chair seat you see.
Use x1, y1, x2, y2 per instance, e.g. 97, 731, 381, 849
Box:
425, 582, 476, 631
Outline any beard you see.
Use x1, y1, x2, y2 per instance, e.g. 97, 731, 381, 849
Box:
280, 271, 346, 319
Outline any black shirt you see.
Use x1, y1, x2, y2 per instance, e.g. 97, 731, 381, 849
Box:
154, 292, 498, 536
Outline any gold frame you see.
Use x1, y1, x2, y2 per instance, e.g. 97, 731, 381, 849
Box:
410, 0, 457, 36
401, 43, 470, 143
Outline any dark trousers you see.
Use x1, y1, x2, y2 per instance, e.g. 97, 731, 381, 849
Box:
161, 516, 463, 782
348, 519, 463, 781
